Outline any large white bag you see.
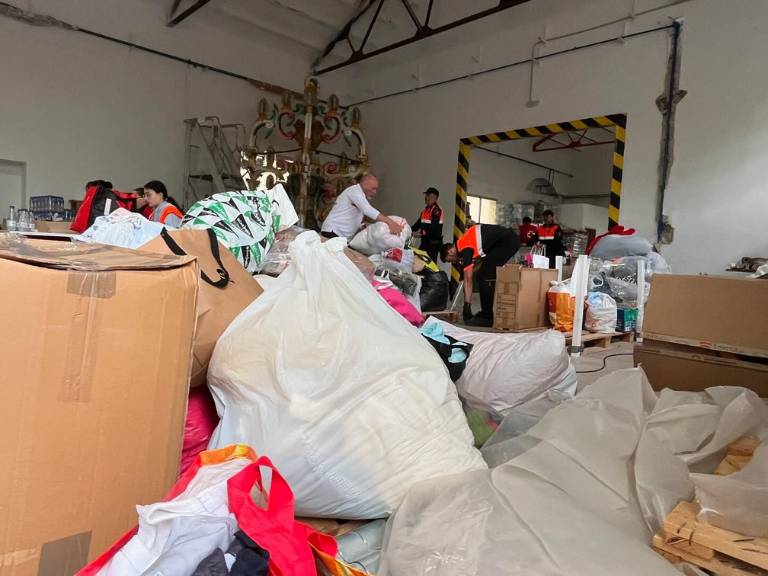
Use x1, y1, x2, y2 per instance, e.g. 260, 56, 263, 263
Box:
425, 317, 577, 414
349, 216, 411, 255
208, 231, 485, 519
585, 292, 618, 333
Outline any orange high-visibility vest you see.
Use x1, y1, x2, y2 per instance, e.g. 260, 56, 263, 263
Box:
457, 224, 484, 260
537, 224, 559, 241
159, 204, 183, 224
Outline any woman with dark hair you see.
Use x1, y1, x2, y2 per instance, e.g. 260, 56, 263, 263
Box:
144, 180, 183, 228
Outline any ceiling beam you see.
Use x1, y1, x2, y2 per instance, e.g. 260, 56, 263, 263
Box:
167, 0, 213, 27
314, 0, 532, 75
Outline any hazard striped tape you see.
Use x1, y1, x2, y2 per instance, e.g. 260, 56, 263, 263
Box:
452, 114, 627, 290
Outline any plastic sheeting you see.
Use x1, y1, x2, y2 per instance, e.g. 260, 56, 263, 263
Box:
74, 208, 164, 248
208, 231, 485, 519
379, 368, 768, 575
427, 318, 576, 414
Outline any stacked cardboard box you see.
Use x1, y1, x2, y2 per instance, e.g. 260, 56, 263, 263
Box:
493, 264, 557, 331
636, 274, 768, 396
0, 239, 199, 574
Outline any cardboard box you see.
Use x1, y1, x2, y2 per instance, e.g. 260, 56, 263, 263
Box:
0, 238, 198, 575
34, 220, 75, 234
493, 265, 557, 331
643, 274, 768, 358
635, 340, 768, 396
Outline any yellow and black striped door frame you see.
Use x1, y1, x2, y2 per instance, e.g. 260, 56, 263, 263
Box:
452, 113, 627, 285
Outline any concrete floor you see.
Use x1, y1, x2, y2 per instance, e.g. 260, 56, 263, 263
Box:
573, 341, 635, 390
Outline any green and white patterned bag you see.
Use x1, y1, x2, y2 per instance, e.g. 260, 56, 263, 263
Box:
182, 185, 298, 274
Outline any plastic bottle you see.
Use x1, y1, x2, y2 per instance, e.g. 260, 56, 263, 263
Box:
7, 206, 16, 231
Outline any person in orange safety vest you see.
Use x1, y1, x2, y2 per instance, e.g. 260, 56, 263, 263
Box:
441, 223, 520, 327
537, 209, 565, 267
144, 180, 184, 228
411, 187, 444, 262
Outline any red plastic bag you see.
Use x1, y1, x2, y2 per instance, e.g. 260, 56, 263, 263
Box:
180, 386, 219, 473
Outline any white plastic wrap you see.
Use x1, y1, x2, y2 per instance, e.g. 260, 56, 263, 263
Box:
380, 368, 768, 575
208, 231, 485, 519
426, 318, 577, 414
74, 208, 164, 248
349, 216, 411, 256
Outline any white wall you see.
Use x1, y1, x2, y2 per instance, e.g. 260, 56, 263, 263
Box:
0, 161, 25, 222
324, 0, 768, 274
0, 0, 310, 208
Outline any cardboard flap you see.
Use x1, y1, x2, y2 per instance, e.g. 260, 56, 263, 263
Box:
0, 236, 193, 271
644, 274, 768, 357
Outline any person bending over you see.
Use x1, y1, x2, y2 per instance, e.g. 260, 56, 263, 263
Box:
441, 224, 520, 327
321, 174, 402, 240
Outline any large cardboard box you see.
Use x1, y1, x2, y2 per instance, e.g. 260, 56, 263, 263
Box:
493, 265, 557, 331
33, 221, 75, 234
635, 340, 768, 396
0, 238, 198, 575
643, 274, 768, 358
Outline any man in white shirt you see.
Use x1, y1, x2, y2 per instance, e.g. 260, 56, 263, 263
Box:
321, 174, 403, 239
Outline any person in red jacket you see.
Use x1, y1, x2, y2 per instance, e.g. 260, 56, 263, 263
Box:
518, 216, 538, 246
412, 187, 444, 262
537, 209, 565, 267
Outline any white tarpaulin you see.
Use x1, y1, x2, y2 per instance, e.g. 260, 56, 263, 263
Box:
208, 231, 485, 519
380, 368, 768, 575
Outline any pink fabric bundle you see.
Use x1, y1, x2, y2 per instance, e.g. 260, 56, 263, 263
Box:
373, 280, 424, 327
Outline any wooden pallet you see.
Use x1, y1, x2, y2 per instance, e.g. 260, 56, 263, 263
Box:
565, 330, 635, 348
653, 437, 766, 576
425, 309, 459, 323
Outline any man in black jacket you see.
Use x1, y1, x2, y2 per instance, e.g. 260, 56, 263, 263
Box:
412, 187, 443, 262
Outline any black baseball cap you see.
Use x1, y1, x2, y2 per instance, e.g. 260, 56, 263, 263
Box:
424, 187, 440, 197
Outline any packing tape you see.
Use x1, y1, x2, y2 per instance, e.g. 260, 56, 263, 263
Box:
66, 271, 116, 299
0, 547, 38, 569
37, 531, 91, 575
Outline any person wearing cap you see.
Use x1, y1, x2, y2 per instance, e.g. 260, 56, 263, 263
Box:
411, 187, 444, 262
537, 209, 565, 267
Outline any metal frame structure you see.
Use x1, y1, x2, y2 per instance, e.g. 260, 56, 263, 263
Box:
167, 0, 213, 27
451, 114, 627, 287
532, 128, 615, 152
313, 0, 532, 75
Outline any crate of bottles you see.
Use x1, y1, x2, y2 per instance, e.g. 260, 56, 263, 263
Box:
30, 195, 65, 212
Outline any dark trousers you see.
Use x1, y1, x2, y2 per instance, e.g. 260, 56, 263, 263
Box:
476, 229, 520, 319
421, 237, 442, 263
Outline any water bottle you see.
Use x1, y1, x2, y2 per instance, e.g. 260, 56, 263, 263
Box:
7, 206, 17, 231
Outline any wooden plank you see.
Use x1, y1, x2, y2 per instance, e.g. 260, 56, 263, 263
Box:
715, 437, 760, 475
664, 502, 768, 571
658, 531, 716, 560
653, 534, 768, 576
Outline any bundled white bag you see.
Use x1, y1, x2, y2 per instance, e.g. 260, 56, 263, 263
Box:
585, 292, 618, 333
425, 317, 576, 414
208, 231, 484, 519
349, 216, 411, 255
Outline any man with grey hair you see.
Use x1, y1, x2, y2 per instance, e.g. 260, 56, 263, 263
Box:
321, 174, 403, 240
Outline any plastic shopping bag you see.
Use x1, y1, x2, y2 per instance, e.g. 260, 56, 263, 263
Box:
349, 216, 411, 255
585, 292, 618, 333
547, 281, 575, 332
208, 232, 484, 519
79, 446, 371, 576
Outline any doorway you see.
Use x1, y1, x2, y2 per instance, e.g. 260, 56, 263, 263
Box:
452, 114, 626, 284
0, 160, 26, 226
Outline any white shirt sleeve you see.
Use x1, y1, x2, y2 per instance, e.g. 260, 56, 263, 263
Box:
349, 185, 381, 221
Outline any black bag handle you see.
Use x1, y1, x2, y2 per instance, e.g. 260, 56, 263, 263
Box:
161, 228, 230, 288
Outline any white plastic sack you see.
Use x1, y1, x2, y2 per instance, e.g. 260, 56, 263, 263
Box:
585, 292, 617, 333
98, 457, 247, 576
208, 231, 484, 519
349, 216, 411, 256
74, 208, 164, 249
590, 233, 653, 259
426, 317, 577, 414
